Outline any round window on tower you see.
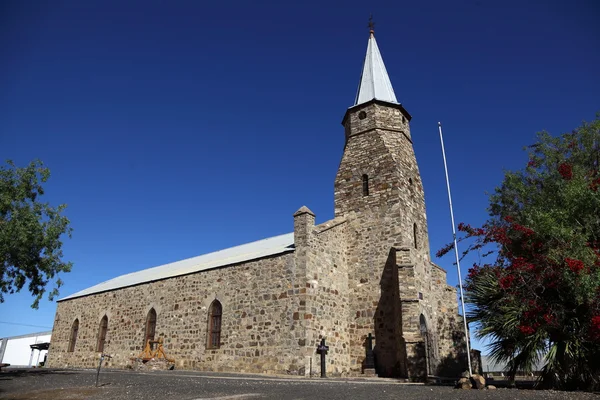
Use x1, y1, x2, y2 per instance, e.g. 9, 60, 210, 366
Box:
358, 111, 367, 120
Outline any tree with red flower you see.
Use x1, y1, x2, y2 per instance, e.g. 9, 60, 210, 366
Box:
438, 114, 600, 390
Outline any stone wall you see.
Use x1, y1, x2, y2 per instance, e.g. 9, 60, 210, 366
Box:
47, 252, 311, 375
47, 98, 469, 380
305, 217, 350, 377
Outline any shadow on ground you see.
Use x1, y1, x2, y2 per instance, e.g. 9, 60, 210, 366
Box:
0, 387, 101, 400
0, 368, 78, 380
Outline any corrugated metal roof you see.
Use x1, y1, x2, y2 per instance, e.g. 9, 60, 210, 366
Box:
355, 32, 398, 106
59, 232, 295, 301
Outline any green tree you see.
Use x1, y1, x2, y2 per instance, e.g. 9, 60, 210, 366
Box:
438, 114, 600, 390
0, 159, 73, 309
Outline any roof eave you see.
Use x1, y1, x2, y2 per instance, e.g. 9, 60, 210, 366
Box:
341, 98, 412, 126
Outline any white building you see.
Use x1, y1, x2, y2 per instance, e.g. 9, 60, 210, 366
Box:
0, 331, 52, 368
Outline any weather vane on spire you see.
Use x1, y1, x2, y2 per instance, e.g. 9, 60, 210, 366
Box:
368, 14, 375, 34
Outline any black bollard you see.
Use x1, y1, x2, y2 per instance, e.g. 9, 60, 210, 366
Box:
317, 338, 329, 378
95, 353, 112, 387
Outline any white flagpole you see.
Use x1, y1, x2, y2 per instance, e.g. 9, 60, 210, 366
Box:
438, 121, 473, 376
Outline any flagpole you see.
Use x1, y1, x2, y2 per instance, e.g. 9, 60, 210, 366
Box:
438, 121, 473, 376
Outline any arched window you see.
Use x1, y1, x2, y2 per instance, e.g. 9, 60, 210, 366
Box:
208, 300, 222, 349
362, 174, 369, 196
68, 319, 79, 352
413, 223, 418, 249
97, 315, 108, 353
144, 308, 157, 347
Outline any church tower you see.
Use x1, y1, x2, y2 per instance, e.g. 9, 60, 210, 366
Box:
333, 25, 461, 378
334, 26, 429, 258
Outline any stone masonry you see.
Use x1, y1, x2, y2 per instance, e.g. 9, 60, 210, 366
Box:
333, 99, 470, 377
47, 33, 472, 379
47, 98, 471, 378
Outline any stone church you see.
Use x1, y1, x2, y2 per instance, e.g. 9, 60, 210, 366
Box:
47, 28, 471, 379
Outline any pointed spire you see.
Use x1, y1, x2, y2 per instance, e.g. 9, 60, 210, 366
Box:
354, 19, 398, 106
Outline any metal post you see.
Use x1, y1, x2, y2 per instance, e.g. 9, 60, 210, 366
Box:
95, 354, 103, 387
95, 353, 112, 387
28, 348, 35, 367
320, 348, 326, 378
438, 122, 473, 376
317, 338, 329, 378
320, 339, 326, 378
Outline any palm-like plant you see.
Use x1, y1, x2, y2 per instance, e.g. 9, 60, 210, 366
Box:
441, 115, 600, 390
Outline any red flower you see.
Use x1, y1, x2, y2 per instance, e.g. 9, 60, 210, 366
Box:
435, 242, 454, 258
591, 316, 600, 340
488, 226, 511, 246
499, 275, 515, 289
565, 258, 585, 273
511, 257, 535, 271
558, 163, 573, 180
468, 264, 481, 279
513, 223, 535, 237
519, 325, 535, 335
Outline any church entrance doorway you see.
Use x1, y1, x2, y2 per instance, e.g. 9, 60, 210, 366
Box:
419, 314, 433, 376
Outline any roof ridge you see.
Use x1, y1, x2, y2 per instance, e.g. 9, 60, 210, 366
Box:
59, 232, 294, 301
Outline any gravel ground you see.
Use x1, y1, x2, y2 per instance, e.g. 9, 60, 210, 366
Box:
0, 368, 597, 400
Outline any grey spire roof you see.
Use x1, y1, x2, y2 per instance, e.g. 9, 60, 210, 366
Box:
354, 32, 398, 106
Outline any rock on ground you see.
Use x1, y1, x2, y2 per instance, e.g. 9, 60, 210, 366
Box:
471, 374, 486, 389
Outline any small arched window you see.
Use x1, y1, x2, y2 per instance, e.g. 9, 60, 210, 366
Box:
208, 300, 222, 349
413, 223, 418, 249
97, 315, 108, 353
68, 319, 79, 352
362, 174, 369, 196
144, 308, 157, 347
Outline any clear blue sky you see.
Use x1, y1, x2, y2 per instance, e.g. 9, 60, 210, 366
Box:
1, 0, 599, 355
